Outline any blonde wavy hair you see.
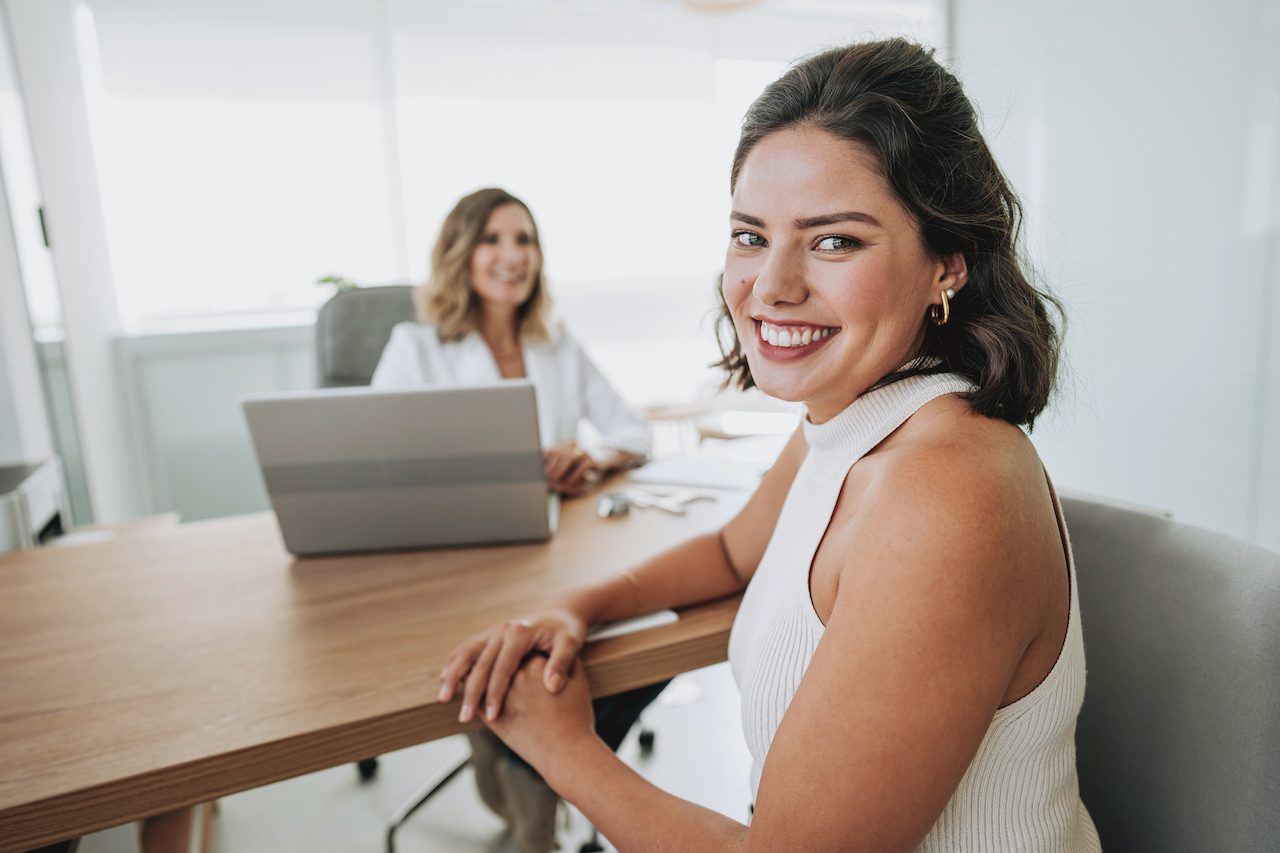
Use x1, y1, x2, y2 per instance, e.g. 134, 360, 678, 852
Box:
416, 188, 557, 343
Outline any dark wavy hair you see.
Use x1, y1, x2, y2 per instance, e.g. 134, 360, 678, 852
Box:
714, 38, 1062, 428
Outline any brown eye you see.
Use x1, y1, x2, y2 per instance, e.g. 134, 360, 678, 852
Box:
733, 230, 765, 248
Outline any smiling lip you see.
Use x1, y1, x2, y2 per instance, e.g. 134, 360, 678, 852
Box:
485, 272, 528, 284
753, 319, 839, 361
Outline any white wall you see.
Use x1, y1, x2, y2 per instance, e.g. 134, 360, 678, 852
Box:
2, 0, 139, 521
953, 0, 1280, 549
0, 191, 52, 465
0, 5, 53, 467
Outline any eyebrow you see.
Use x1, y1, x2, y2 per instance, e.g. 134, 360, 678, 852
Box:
729, 210, 883, 229
730, 211, 766, 227
795, 211, 882, 229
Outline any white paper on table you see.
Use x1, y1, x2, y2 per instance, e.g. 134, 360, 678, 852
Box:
628, 456, 764, 491
586, 609, 678, 642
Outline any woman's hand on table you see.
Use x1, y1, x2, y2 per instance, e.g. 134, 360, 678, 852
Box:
486, 654, 598, 777
438, 606, 588, 723
544, 441, 605, 496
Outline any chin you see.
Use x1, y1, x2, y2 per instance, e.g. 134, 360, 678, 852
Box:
744, 363, 810, 405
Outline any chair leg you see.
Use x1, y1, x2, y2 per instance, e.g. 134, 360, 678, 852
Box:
385, 748, 471, 853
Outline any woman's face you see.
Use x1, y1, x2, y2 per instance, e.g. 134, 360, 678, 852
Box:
723, 125, 966, 423
469, 203, 540, 313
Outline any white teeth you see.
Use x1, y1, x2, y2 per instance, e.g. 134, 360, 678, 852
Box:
760, 321, 835, 347
758, 321, 837, 347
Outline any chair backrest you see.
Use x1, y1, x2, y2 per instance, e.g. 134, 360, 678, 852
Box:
1061, 495, 1280, 852
314, 285, 416, 387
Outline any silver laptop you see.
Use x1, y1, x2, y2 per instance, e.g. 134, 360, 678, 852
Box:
241, 381, 558, 556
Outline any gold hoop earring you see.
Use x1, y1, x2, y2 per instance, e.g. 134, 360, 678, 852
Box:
930, 288, 956, 326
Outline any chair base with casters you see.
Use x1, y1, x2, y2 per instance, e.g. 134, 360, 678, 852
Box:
384, 748, 473, 853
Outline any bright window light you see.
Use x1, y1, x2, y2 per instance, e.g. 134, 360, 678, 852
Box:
81, 0, 946, 362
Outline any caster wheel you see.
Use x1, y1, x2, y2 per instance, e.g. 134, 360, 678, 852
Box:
638, 728, 655, 757
357, 757, 379, 782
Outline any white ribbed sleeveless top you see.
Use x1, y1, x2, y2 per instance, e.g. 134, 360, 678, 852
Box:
727, 373, 1100, 852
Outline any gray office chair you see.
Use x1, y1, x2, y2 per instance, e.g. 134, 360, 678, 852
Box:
315, 284, 416, 387
1062, 495, 1280, 852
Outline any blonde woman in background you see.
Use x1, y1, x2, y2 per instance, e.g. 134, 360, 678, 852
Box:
372, 187, 650, 495
372, 187, 661, 852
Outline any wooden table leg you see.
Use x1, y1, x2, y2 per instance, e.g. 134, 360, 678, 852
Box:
139, 802, 214, 853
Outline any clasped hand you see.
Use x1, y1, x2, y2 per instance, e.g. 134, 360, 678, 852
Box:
438, 608, 597, 766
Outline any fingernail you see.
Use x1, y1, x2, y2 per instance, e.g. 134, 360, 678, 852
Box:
438, 685, 450, 702
486, 705, 497, 721
459, 703, 472, 722
548, 673, 563, 691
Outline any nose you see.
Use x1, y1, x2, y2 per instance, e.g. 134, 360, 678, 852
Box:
497, 238, 526, 265
752, 244, 807, 307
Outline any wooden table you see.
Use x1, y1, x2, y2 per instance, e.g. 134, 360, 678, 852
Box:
0, 487, 746, 852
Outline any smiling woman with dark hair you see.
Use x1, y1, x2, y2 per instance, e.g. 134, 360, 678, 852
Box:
436, 40, 1100, 852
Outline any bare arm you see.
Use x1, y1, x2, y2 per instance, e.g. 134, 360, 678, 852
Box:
438, 425, 811, 722
489, 436, 1062, 852
493, 662, 749, 849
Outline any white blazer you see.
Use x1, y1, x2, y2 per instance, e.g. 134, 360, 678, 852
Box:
370, 322, 651, 458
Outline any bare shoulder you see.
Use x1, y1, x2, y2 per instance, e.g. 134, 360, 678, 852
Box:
812, 392, 1063, 640
857, 392, 1050, 537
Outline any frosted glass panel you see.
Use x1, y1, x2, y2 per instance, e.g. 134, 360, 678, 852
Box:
120, 327, 315, 521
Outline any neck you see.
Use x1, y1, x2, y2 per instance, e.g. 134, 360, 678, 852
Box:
478, 304, 521, 354
805, 388, 866, 425
806, 340, 931, 424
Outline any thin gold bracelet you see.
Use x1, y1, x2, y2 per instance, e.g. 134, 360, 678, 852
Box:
618, 569, 642, 614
